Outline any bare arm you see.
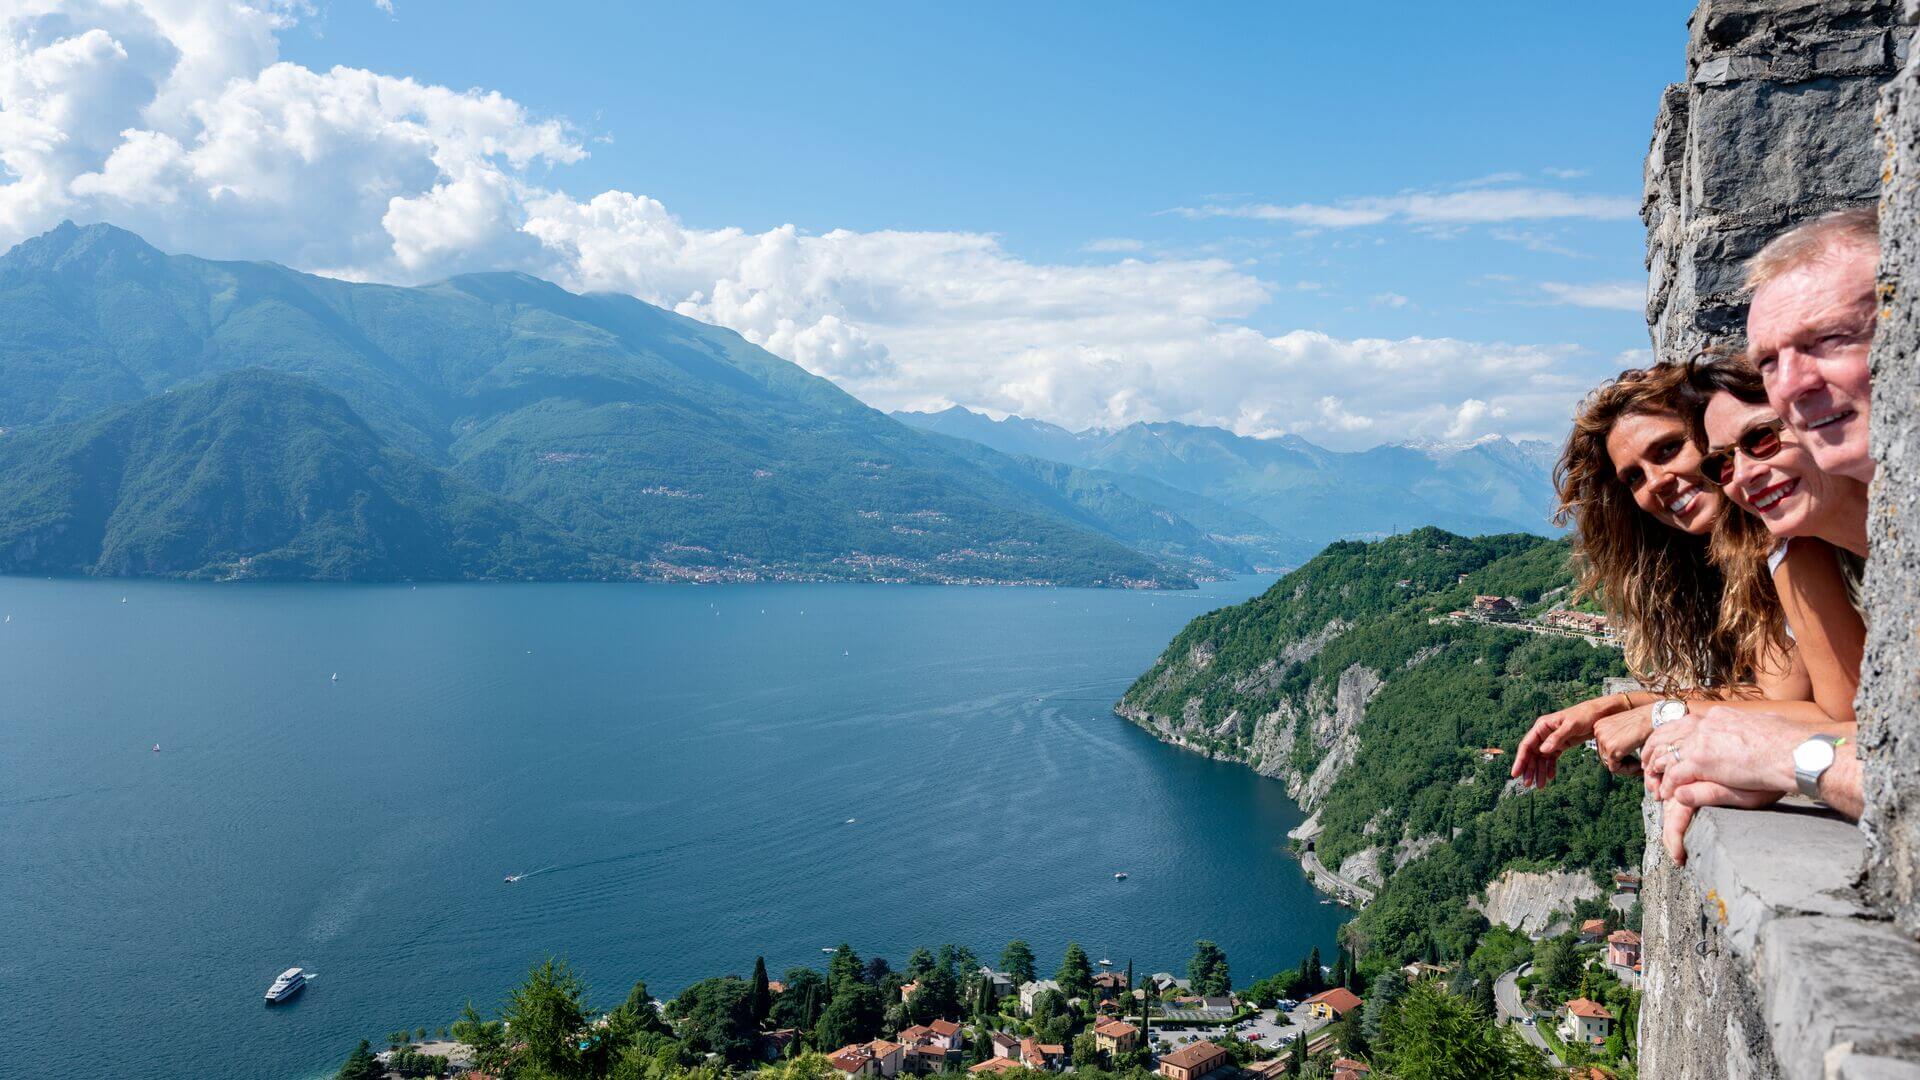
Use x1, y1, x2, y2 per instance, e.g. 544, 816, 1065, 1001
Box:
1773, 541, 1865, 724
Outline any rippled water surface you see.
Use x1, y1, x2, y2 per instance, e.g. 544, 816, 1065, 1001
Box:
0, 575, 1343, 1079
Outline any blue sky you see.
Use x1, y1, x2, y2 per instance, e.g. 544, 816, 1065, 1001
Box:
1, 1, 1693, 446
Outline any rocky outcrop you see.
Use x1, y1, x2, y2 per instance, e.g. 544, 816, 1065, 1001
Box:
1338, 847, 1385, 890
1296, 666, 1384, 808
1472, 869, 1602, 937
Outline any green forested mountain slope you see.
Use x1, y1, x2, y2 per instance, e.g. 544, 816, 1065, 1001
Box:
0, 223, 1188, 586
1117, 528, 1641, 971
0, 369, 603, 580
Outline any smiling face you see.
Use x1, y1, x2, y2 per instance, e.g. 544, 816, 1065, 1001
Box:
1604, 409, 1721, 535
1702, 392, 1839, 539
1746, 241, 1877, 482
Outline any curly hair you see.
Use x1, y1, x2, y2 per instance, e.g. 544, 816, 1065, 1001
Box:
1554, 363, 1743, 691
1680, 349, 1791, 678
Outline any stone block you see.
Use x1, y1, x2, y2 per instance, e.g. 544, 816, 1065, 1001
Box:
1688, 78, 1889, 214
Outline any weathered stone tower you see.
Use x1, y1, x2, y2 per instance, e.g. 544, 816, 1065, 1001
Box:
1636, 2, 1920, 1077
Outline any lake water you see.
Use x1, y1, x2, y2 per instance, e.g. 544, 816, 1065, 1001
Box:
0, 575, 1345, 1079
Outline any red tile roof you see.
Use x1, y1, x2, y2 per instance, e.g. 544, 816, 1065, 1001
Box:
1565, 997, 1613, 1020
930, 1019, 961, 1037
1304, 987, 1363, 1015
1608, 929, 1642, 945
898, 1026, 935, 1042
1094, 1020, 1138, 1038
1580, 919, 1607, 935
1158, 1041, 1228, 1071
969, 1059, 1022, 1074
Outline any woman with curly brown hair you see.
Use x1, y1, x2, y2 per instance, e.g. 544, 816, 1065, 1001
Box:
1511, 360, 1836, 787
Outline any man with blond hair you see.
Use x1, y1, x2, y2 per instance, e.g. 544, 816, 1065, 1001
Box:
1744, 205, 1879, 483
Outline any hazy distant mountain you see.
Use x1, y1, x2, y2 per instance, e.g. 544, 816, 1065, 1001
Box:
892, 407, 1561, 549
0, 222, 1194, 586
0, 369, 602, 580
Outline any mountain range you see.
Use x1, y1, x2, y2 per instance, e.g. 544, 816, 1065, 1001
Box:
893, 406, 1562, 557
0, 222, 1561, 584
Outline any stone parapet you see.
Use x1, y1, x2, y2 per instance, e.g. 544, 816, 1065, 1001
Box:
1639, 804, 1920, 1079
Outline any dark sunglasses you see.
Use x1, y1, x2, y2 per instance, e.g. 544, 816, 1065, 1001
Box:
1698, 417, 1787, 488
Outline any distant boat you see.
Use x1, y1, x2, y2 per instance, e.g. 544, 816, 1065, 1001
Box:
120, 597, 127, 604
4, 614, 10, 622
330, 673, 338, 682
845, 818, 857, 825
504, 874, 522, 883
1319, 899, 1332, 905
1114, 872, 1128, 880
152, 744, 161, 753
1098, 958, 1113, 967
821, 947, 835, 953
265, 967, 306, 1003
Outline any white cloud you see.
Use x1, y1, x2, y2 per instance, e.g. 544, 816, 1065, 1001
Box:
1083, 236, 1143, 253
1172, 186, 1637, 228
1371, 292, 1410, 309
1543, 167, 1590, 179
0, 1, 1615, 450
1539, 280, 1644, 311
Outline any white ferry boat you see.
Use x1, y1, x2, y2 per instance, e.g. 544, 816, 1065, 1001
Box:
265, 967, 306, 1003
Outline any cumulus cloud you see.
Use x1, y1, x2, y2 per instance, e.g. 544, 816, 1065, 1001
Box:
1539, 280, 1644, 311
1371, 292, 1410, 309
1172, 186, 1637, 228
0, 1, 1614, 449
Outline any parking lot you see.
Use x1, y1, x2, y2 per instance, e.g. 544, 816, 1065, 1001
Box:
1145, 1007, 1325, 1052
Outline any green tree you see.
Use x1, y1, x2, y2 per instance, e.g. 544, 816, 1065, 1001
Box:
336, 1040, 384, 1080
606, 979, 673, 1045
1381, 982, 1553, 1080
504, 957, 591, 1079
1002, 941, 1037, 985
907, 948, 937, 979
829, 945, 864, 988
752, 957, 774, 1024
971, 971, 997, 1020
1534, 935, 1579, 996
674, 977, 761, 1065
813, 981, 883, 1049
449, 1001, 509, 1075
1361, 968, 1407, 1051
1071, 1032, 1102, 1068
908, 965, 962, 1024
1188, 940, 1231, 996
770, 969, 829, 1033
1056, 943, 1095, 1001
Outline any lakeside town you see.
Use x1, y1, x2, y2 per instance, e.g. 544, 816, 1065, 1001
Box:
336, 878, 1646, 1080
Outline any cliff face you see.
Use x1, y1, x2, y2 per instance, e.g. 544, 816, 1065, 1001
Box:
1636, 4, 1920, 1077
1472, 869, 1603, 937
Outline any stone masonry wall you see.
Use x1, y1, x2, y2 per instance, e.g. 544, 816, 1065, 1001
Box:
1864, 0, 1920, 940
1638, 2, 1920, 1078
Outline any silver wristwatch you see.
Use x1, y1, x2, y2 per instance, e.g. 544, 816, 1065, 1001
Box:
1793, 735, 1845, 801
1651, 699, 1687, 728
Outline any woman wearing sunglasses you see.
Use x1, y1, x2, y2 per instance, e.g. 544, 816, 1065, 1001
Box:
1512, 363, 1806, 788
1686, 355, 1867, 725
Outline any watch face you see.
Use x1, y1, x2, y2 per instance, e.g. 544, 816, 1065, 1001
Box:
1794, 736, 1837, 774
1653, 700, 1686, 726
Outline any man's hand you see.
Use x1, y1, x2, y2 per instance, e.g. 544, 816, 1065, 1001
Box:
1642, 706, 1804, 800
1660, 783, 1784, 865
1513, 694, 1622, 788
1594, 705, 1655, 776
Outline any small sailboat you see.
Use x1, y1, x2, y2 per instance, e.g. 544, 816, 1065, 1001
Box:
330, 672, 338, 682
1113, 872, 1128, 880
845, 818, 857, 825
4, 614, 10, 622
152, 744, 162, 753
120, 597, 127, 604
1098, 958, 1114, 967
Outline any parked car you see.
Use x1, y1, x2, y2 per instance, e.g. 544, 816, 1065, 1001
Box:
1248, 1034, 1262, 1042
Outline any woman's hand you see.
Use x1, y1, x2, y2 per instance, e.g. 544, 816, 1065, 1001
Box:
1513, 694, 1623, 788
1594, 704, 1655, 775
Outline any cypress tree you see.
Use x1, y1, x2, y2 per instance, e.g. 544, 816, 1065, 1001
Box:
751, 956, 772, 1024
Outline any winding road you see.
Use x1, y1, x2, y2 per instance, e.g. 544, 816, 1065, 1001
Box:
1298, 845, 1377, 907
1495, 963, 1562, 1067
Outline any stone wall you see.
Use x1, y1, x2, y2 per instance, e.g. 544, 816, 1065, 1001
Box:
1864, 0, 1920, 941
1637, 2, 1920, 1077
